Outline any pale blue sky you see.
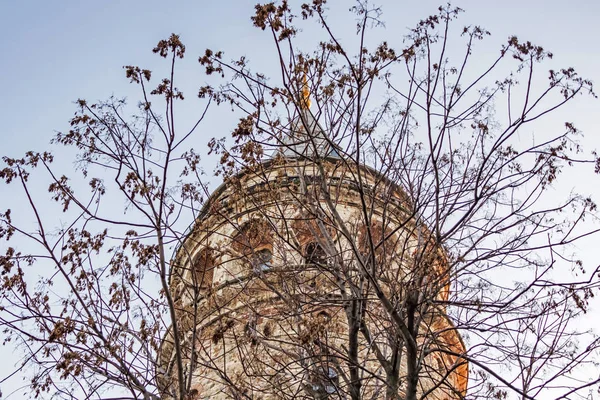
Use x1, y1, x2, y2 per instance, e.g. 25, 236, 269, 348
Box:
1, 1, 599, 398
1, 0, 599, 158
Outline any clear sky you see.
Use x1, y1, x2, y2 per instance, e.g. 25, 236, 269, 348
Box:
1, 0, 599, 398
1, 0, 599, 159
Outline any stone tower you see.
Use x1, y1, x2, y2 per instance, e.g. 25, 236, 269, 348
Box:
158, 108, 468, 399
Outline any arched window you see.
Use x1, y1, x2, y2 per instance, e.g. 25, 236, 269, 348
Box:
291, 217, 336, 247
356, 220, 398, 263
232, 219, 274, 272
307, 366, 339, 397
252, 248, 272, 272
304, 242, 326, 266
192, 248, 215, 288
232, 219, 272, 253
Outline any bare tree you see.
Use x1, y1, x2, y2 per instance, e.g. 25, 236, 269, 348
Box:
1, 2, 599, 400
0, 34, 210, 399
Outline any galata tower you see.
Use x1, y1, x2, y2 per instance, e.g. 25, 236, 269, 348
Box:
158, 97, 468, 399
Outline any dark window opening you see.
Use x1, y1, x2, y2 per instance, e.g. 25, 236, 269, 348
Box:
304, 242, 326, 266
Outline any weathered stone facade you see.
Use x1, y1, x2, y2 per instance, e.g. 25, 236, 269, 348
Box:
158, 154, 467, 399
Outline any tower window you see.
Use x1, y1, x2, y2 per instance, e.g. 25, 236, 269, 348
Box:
306, 366, 339, 398
232, 219, 273, 253
192, 248, 215, 288
231, 219, 275, 274
304, 242, 326, 266
324, 367, 338, 394
252, 248, 273, 272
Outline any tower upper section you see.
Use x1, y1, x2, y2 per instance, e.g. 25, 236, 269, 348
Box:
158, 110, 467, 399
